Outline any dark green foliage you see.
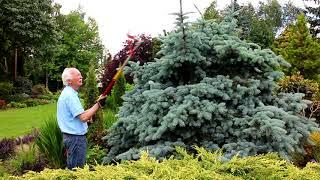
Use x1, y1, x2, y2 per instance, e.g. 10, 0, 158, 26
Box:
0, 0, 56, 80
304, 5, 320, 38
84, 62, 99, 109
246, 18, 274, 49
0, 82, 14, 101
219, 0, 284, 48
151, 37, 163, 60
35, 116, 64, 169
9, 93, 29, 103
84, 62, 105, 146
106, 72, 126, 111
14, 76, 32, 95
112, 72, 126, 107
103, 11, 319, 163
0, 138, 15, 160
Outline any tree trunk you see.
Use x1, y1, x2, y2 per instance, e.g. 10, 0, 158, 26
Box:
0, 57, 8, 74
45, 70, 49, 89
14, 48, 17, 80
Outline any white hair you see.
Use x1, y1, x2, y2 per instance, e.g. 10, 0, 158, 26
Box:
61, 68, 74, 86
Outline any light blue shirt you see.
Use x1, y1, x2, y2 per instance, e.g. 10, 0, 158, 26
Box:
57, 86, 87, 135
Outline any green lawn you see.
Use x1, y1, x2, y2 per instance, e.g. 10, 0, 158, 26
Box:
0, 103, 56, 139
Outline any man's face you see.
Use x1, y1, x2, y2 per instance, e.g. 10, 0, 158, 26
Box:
69, 69, 83, 89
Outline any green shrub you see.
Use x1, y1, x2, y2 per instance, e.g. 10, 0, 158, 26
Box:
31, 84, 49, 96
10, 93, 29, 102
104, 109, 118, 129
35, 116, 64, 169
37, 99, 50, 105
277, 73, 320, 123
9, 143, 46, 175
104, 74, 127, 112
125, 83, 134, 92
105, 94, 117, 112
277, 72, 319, 100
14, 147, 320, 179
0, 163, 9, 178
38, 93, 56, 102
0, 82, 14, 101
23, 99, 40, 107
7, 102, 27, 108
14, 76, 32, 95
86, 145, 107, 165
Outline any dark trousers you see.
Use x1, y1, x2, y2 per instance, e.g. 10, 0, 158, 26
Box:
63, 133, 87, 169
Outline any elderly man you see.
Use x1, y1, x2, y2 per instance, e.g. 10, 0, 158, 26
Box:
57, 67, 105, 169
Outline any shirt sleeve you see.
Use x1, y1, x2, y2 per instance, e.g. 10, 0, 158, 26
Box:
67, 94, 85, 118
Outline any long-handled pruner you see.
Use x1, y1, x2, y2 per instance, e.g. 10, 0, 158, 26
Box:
101, 35, 143, 97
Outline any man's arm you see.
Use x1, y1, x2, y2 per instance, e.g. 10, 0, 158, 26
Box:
77, 103, 100, 122
77, 95, 106, 122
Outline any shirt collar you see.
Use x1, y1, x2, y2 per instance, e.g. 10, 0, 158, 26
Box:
65, 85, 78, 95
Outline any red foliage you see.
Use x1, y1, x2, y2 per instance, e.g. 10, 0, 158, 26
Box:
100, 34, 153, 90
0, 99, 6, 109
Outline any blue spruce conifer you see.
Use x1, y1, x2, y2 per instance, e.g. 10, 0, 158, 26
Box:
103, 2, 319, 163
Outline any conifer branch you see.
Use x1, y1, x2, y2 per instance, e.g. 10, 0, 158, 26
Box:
179, 0, 186, 42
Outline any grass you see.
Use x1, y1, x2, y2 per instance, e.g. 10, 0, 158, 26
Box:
0, 103, 56, 139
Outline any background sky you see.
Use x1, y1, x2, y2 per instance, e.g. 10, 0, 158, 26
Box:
53, 0, 309, 56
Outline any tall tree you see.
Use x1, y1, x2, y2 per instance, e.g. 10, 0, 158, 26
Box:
52, 11, 104, 88
84, 61, 105, 146
103, 8, 318, 163
258, 0, 283, 33
278, 14, 320, 81
0, 0, 56, 80
203, 0, 221, 21
221, 0, 276, 48
304, 5, 320, 38
282, 1, 303, 28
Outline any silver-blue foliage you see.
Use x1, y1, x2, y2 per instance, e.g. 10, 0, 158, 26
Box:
102, 17, 319, 163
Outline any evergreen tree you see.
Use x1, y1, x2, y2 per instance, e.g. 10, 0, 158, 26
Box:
106, 72, 126, 112
203, 0, 221, 21
278, 14, 320, 82
103, 7, 319, 163
84, 62, 105, 146
305, 5, 320, 38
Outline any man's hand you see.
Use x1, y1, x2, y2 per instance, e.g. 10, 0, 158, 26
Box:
96, 95, 107, 108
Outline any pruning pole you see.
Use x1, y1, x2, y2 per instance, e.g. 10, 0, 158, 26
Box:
101, 36, 143, 97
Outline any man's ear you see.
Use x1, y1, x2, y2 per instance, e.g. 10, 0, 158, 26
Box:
67, 79, 72, 85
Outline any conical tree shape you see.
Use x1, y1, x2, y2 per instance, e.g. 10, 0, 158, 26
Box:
278, 14, 320, 82
84, 62, 105, 146
103, 12, 319, 163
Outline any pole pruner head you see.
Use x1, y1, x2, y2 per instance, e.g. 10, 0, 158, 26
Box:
127, 34, 144, 57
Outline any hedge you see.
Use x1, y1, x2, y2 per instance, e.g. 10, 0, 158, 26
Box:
6, 147, 320, 179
